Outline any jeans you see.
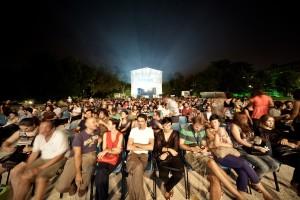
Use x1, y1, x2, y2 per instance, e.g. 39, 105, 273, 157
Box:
217, 155, 260, 192
241, 151, 280, 177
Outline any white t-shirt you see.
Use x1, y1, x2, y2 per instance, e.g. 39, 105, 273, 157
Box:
129, 127, 154, 154
53, 107, 62, 117
72, 107, 82, 116
167, 99, 180, 116
33, 129, 69, 159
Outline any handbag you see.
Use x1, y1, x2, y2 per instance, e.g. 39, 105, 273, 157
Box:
97, 153, 119, 166
212, 146, 241, 158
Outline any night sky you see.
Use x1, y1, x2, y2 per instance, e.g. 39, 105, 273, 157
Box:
2, 0, 300, 81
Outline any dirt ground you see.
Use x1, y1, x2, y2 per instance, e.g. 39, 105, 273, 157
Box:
18, 163, 297, 200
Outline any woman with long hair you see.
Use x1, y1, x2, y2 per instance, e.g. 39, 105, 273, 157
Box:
230, 113, 279, 178
259, 115, 300, 196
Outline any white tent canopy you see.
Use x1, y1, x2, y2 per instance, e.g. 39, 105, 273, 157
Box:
131, 67, 162, 98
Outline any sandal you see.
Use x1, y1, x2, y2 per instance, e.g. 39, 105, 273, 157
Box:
164, 190, 174, 200
164, 191, 171, 200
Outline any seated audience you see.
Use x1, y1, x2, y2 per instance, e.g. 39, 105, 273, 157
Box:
10, 120, 69, 200
230, 113, 279, 178
207, 114, 273, 200
180, 116, 244, 200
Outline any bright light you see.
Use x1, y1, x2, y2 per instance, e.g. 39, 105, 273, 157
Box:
131, 67, 162, 98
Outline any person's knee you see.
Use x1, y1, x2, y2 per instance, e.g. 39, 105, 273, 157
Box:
256, 163, 269, 174
159, 171, 168, 180
241, 159, 251, 168
207, 158, 216, 169
173, 171, 183, 181
134, 162, 144, 173
271, 161, 280, 171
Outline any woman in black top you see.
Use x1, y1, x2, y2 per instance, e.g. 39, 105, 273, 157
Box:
258, 115, 300, 196
118, 110, 131, 144
154, 117, 184, 200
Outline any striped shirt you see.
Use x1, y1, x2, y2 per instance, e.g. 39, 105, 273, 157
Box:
180, 124, 206, 146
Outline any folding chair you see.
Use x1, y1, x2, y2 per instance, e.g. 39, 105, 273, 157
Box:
180, 150, 192, 199
147, 152, 157, 200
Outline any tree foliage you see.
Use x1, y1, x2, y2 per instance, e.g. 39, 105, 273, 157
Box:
1, 55, 128, 101
164, 60, 299, 96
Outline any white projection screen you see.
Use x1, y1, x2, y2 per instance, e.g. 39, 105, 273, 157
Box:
131, 67, 162, 98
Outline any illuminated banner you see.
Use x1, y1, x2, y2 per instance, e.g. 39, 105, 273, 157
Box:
131, 67, 162, 98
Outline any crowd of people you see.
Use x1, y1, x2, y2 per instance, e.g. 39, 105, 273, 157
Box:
0, 89, 300, 200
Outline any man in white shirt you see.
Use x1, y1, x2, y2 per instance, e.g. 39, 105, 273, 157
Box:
164, 97, 180, 123
10, 120, 69, 200
126, 114, 154, 200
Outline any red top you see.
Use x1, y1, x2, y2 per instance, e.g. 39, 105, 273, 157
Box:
250, 95, 273, 119
97, 131, 122, 165
106, 131, 122, 150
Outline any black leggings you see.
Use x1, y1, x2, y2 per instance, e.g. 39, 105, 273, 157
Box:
94, 162, 117, 200
158, 156, 184, 192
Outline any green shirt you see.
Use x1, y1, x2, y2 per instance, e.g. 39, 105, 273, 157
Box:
180, 124, 206, 146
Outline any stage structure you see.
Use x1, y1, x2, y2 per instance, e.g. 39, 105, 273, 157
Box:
131, 67, 162, 98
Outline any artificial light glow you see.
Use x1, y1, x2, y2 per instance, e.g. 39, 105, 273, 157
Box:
131, 67, 162, 98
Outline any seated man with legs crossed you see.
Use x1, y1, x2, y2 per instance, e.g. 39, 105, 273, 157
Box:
55, 117, 99, 197
10, 120, 69, 200
180, 116, 245, 200
126, 113, 154, 200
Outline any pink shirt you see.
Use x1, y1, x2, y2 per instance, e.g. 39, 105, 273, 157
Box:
250, 95, 273, 119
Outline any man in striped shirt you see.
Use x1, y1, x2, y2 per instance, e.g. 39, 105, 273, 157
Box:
180, 116, 244, 200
